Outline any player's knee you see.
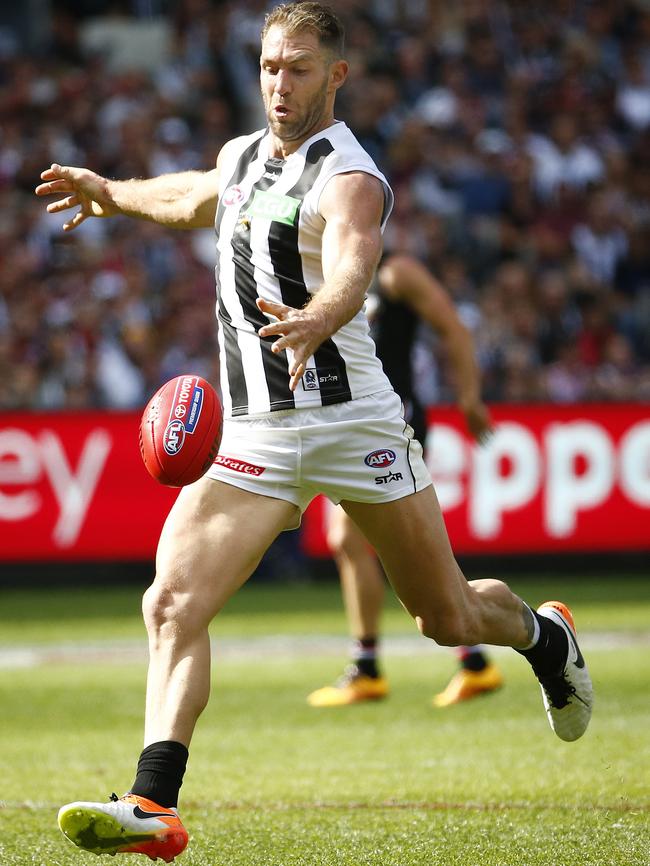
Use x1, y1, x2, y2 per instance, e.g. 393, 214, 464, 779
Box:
142, 583, 173, 637
142, 582, 203, 641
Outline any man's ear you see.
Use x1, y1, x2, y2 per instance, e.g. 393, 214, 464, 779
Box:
329, 59, 349, 91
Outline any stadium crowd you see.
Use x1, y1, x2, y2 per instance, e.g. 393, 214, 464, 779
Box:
1, 0, 649, 410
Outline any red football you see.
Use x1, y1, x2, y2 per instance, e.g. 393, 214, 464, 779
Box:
139, 374, 223, 487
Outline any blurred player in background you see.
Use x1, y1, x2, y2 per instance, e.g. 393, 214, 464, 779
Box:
36, 3, 593, 861
308, 253, 503, 708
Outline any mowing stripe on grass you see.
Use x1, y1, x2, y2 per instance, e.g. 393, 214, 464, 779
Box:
2, 799, 648, 813
0, 631, 648, 669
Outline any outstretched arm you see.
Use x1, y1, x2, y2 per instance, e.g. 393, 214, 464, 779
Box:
379, 254, 493, 443
35, 163, 221, 232
257, 171, 384, 391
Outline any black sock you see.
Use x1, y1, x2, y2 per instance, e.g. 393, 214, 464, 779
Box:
353, 637, 380, 678
516, 612, 568, 677
130, 741, 189, 808
459, 647, 488, 672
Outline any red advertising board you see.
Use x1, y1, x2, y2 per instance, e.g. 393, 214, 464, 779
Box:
0, 412, 178, 561
421, 404, 650, 554
0, 405, 649, 560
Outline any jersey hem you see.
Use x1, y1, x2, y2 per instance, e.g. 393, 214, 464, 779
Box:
227, 387, 395, 420
329, 476, 432, 506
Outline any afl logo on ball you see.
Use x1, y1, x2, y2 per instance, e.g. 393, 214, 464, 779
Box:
222, 185, 245, 207
364, 448, 396, 468
163, 419, 186, 455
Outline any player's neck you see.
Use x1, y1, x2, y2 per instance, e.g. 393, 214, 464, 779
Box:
268, 116, 338, 158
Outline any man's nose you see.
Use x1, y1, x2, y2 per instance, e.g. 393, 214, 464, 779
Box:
274, 69, 291, 95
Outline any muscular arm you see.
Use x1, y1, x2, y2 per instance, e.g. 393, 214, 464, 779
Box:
257, 171, 385, 390
306, 172, 384, 334
379, 254, 492, 442
99, 170, 220, 228
35, 161, 222, 232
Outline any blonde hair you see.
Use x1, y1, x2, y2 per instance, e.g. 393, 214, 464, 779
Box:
262, 2, 345, 59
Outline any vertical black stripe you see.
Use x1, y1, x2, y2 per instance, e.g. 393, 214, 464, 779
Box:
230, 172, 295, 412
404, 421, 418, 493
215, 134, 264, 413
267, 138, 352, 406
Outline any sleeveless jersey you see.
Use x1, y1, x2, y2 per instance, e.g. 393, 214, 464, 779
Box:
214, 122, 394, 417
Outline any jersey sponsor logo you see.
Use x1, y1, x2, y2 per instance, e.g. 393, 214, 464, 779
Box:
301, 367, 341, 391
163, 419, 186, 455
245, 189, 300, 225
214, 454, 266, 476
222, 184, 246, 206
374, 470, 403, 485
364, 448, 396, 468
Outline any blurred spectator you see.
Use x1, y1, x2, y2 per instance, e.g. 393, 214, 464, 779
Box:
571, 189, 628, 285
0, 0, 649, 411
616, 50, 650, 131
526, 112, 605, 202
535, 269, 581, 364
591, 332, 639, 400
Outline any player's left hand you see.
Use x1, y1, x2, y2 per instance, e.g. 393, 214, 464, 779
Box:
462, 401, 494, 445
256, 297, 328, 391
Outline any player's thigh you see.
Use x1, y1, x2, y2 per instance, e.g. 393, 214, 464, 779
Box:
341, 486, 471, 618
155, 476, 299, 617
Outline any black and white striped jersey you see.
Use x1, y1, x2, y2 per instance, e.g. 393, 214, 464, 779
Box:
214, 121, 394, 417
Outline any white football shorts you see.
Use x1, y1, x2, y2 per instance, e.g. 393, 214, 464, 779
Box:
206, 389, 432, 525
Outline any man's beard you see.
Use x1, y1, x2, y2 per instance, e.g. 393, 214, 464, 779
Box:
265, 79, 329, 142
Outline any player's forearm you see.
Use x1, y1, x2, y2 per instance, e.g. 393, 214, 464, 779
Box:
107, 171, 215, 228
442, 328, 482, 410
309, 240, 379, 337
305, 277, 364, 338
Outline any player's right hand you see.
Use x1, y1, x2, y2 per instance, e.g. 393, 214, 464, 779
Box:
256, 296, 330, 392
35, 164, 117, 231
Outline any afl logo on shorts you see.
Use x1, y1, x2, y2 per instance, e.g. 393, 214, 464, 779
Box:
163, 419, 186, 455
364, 448, 396, 468
222, 185, 245, 207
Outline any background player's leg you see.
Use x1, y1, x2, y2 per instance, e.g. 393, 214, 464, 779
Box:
307, 508, 388, 706
327, 506, 385, 644
144, 477, 299, 747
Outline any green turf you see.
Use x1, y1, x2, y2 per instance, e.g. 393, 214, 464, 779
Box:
1, 577, 649, 865
1, 572, 649, 644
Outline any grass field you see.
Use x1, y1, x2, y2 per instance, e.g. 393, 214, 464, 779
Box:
1, 574, 649, 866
